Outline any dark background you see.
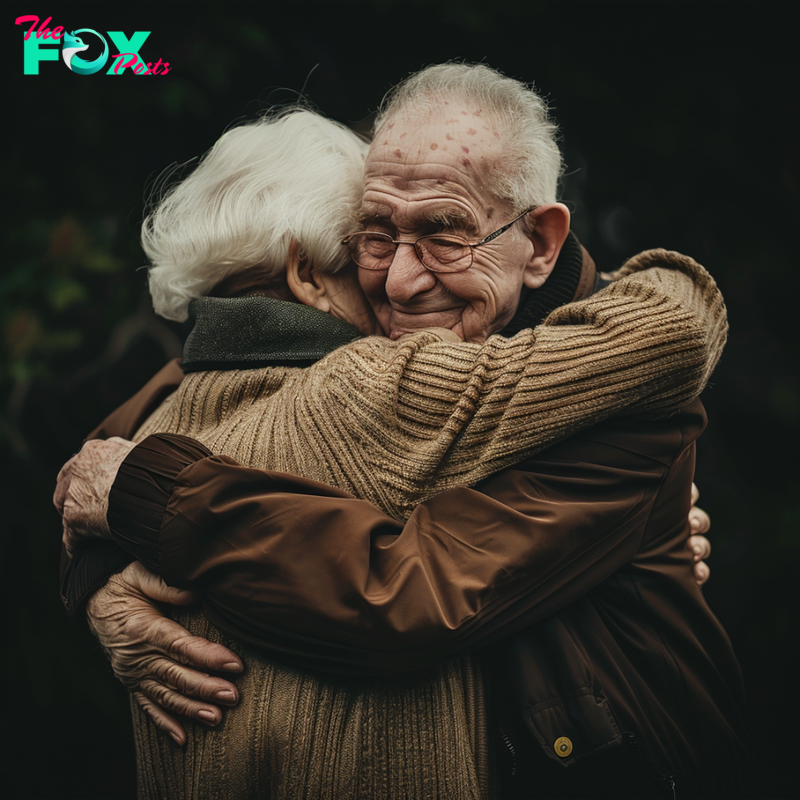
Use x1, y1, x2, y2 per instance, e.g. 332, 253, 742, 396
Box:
2, 2, 796, 798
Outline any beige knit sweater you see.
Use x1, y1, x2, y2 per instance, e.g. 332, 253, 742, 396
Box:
131, 249, 726, 800
136, 249, 726, 520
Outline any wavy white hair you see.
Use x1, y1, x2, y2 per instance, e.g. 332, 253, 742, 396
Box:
143, 109, 368, 322
374, 63, 562, 210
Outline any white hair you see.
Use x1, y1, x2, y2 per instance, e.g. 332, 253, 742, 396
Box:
143, 109, 368, 322
374, 63, 563, 210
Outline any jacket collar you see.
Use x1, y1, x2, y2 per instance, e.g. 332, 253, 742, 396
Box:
182, 233, 597, 371
182, 295, 362, 372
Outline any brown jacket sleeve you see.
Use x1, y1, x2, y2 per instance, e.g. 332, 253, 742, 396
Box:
108, 402, 705, 674
85, 358, 185, 441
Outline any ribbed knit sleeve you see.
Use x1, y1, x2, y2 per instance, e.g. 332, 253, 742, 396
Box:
127, 249, 725, 525
303, 249, 726, 520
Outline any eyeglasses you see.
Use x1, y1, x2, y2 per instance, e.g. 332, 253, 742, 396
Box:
341, 207, 536, 274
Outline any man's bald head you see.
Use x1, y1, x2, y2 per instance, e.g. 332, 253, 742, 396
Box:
373, 63, 563, 213
352, 63, 571, 343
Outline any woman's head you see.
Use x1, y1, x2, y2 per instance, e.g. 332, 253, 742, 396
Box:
143, 108, 368, 322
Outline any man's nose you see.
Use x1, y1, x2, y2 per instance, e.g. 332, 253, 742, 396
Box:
384, 243, 437, 304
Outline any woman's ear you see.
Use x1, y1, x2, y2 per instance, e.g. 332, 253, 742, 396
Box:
521, 203, 571, 290
285, 238, 331, 313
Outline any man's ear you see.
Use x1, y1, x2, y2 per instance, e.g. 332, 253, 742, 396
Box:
285, 238, 331, 313
521, 203, 571, 289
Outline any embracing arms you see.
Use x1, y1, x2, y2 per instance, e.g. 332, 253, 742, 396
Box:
57, 249, 723, 734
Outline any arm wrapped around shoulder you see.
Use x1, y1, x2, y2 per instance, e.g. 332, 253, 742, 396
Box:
542, 248, 727, 416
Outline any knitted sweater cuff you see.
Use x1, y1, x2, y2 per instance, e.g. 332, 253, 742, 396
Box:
108, 433, 213, 572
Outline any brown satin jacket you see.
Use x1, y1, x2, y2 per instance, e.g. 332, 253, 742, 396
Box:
62, 240, 749, 798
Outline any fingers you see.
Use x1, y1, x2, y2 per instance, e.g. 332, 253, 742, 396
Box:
123, 562, 200, 605
694, 560, 710, 586
117, 567, 242, 674
102, 567, 243, 674
688, 484, 711, 587
139, 679, 226, 727
121, 561, 200, 607
88, 565, 243, 746
153, 655, 239, 705
689, 505, 710, 535
688, 534, 711, 562
165, 630, 243, 674
132, 690, 187, 746
53, 456, 76, 514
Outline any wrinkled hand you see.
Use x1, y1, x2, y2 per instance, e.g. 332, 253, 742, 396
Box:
688, 482, 711, 586
86, 561, 243, 745
54, 437, 137, 555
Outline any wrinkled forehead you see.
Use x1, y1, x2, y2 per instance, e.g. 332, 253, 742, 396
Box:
364, 105, 506, 211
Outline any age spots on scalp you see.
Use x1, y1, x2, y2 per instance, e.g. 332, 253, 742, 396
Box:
461, 158, 471, 167
394, 149, 402, 158
445, 133, 454, 141
461, 146, 470, 154
399, 132, 407, 138
430, 142, 439, 150
466, 128, 477, 135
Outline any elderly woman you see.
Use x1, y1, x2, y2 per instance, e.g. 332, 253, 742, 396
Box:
60, 106, 728, 799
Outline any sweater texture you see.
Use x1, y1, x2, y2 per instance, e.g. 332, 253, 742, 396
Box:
135, 249, 725, 522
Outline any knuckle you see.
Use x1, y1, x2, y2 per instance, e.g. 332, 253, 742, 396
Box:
141, 679, 205, 719
195, 674, 223, 699
134, 693, 172, 732
112, 652, 159, 686
140, 679, 180, 712
162, 659, 195, 689
166, 633, 204, 664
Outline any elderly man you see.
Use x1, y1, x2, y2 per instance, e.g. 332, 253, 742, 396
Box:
60, 64, 747, 798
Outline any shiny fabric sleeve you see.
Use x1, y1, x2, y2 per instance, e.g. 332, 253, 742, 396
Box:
59, 358, 185, 614
109, 407, 700, 675
108, 433, 213, 572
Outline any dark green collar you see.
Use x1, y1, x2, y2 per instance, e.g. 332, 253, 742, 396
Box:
182, 295, 362, 373
182, 235, 590, 371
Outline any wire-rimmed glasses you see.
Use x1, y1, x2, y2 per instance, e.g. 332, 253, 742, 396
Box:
342, 207, 536, 273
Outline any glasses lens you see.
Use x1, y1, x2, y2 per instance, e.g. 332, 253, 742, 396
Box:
418, 235, 472, 273
350, 232, 395, 270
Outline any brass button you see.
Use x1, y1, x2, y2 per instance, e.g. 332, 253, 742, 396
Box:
554, 736, 573, 758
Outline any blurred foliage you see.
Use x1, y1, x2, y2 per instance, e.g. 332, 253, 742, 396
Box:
2, 217, 121, 383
